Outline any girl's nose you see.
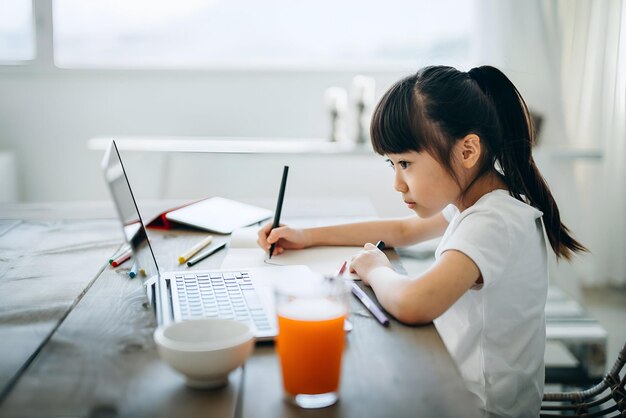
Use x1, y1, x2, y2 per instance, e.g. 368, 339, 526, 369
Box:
394, 172, 408, 193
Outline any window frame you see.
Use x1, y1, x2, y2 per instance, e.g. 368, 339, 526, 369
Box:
1, 0, 475, 75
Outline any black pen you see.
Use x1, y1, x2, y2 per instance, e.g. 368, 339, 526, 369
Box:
269, 165, 289, 259
346, 240, 390, 327
186, 242, 227, 267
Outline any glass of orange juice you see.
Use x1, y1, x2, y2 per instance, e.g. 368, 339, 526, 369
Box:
275, 276, 349, 409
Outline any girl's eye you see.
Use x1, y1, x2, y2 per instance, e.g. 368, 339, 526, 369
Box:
385, 159, 395, 168
399, 160, 410, 169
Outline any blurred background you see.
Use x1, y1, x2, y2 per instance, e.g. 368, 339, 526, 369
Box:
0, 0, 625, 365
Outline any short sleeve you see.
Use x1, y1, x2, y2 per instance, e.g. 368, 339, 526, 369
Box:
442, 204, 459, 222
439, 209, 511, 288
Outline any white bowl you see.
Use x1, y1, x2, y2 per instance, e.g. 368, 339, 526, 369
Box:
154, 318, 254, 389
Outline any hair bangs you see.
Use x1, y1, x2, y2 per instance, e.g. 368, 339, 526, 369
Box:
370, 76, 424, 156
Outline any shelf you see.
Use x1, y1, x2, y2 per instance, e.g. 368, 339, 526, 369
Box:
536, 147, 603, 160
88, 136, 375, 155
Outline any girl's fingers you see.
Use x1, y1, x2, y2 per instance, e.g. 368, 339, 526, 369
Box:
268, 226, 289, 244
260, 222, 272, 233
258, 222, 281, 248
349, 255, 357, 273
258, 224, 271, 243
259, 223, 296, 254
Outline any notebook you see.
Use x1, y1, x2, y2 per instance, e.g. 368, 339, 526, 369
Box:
222, 226, 365, 279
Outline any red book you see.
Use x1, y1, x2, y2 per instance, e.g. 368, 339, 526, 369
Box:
145, 198, 206, 230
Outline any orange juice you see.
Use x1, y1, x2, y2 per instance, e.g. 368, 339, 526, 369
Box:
277, 298, 346, 396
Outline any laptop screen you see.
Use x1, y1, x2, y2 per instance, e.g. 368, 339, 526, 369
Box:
101, 140, 159, 279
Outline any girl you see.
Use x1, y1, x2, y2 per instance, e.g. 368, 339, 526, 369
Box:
257, 65, 587, 417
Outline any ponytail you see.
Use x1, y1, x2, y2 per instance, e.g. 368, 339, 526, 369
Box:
467, 66, 587, 260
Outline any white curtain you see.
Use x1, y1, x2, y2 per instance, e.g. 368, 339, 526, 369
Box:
600, 1, 626, 286
476, 0, 626, 287
549, 0, 626, 286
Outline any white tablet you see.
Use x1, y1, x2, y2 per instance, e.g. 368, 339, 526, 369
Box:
165, 197, 272, 234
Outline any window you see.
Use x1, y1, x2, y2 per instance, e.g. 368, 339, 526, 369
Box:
0, 0, 35, 62
52, 0, 475, 69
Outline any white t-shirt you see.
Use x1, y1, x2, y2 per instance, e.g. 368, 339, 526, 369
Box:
433, 189, 548, 418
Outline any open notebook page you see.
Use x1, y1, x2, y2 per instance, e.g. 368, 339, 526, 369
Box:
221, 226, 364, 279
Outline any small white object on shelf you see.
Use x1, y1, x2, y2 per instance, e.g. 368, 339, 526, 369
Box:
351, 75, 376, 145
324, 87, 348, 143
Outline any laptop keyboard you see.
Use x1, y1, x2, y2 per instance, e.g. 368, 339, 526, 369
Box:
173, 271, 272, 332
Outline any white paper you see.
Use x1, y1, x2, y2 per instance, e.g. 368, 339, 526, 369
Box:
228, 226, 261, 249
222, 227, 364, 278
220, 248, 269, 269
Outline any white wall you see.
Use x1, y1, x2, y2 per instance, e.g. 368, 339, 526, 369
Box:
0, 66, 566, 211
0, 70, 403, 206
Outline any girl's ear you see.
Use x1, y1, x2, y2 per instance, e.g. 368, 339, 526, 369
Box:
456, 134, 482, 168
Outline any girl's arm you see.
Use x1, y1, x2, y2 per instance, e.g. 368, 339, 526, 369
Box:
352, 248, 480, 324
258, 213, 449, 254
307, 212, 448, 248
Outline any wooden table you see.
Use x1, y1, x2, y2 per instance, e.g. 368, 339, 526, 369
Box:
0, 199, 482, 418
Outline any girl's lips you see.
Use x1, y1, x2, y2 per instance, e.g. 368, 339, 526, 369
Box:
405, 201, 416, 209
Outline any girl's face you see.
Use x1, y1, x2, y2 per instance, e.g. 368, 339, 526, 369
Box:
386, 151, 461, 218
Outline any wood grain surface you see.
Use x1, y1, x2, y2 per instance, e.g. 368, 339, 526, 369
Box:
0, 201, 481, 418
240, 281, 482, 418
0, 222, 240, 418
0, 219, 122, 398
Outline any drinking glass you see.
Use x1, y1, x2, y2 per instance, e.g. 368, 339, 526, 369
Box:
275, 276, 349, 408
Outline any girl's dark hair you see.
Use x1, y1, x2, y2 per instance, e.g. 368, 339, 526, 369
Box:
371, 65, 587, 260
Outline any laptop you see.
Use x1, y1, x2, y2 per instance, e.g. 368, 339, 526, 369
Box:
101, 139, 313, 341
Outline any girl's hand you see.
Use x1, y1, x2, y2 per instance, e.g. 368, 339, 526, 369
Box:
349, 243, 393, 285
257, 222, 311, 255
